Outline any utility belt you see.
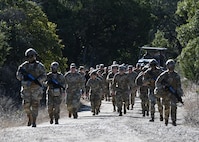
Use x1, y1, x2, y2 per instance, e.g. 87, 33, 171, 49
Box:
50, 88, 61, 96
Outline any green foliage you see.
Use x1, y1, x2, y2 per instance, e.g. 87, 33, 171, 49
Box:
152, 30, 169, 47
176, 0, 199, 82
0, 0, 67, 72
179, 37, 199, 82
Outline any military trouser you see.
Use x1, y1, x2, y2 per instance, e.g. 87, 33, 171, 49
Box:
149, 89, 163, 119
140, 90, 149, 116
110, 91, 116, 111
130, 89, 137, 109
48, 94, 62, 120
21, 87, 43, 126
66, 90, 81, 118
90, 93, 101, 115
115, 91, 129, 114
163, 95, 177, 122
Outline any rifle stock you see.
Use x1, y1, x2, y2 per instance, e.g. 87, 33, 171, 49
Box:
19, 68, 43, 87
165, 85, 184, 105
49, 78, 65, 90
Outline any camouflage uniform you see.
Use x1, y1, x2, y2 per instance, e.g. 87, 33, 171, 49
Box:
112, 66, 129, 116
16, 48, 46, 127
86, 70, 103, 115
46, 62, 65, 124
155, 59, 183, 126
143, 60, 163, 122
106, 64, 118, 112
135, 67, 149, 117
64, 63, 85, 119
102, 67, 109, 101
127, 65, 138, 110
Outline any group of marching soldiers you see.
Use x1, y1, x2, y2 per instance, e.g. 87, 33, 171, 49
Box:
16, 48, 183, 127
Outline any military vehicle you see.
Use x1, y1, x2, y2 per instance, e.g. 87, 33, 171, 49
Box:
137, 46, 167, 68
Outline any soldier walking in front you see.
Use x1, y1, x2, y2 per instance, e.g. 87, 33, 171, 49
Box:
16, 48, 46, 127
46, 62, 65, 124
143, 59, 163, 122
112, 65, 130, 116
86, 70, 103, 115
64, 63, 85, 119
155, 59, 183, 126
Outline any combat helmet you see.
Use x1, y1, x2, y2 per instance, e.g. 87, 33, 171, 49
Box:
50, 62, 59, 72
166, 59, 175, 69
25, 48, 37, 57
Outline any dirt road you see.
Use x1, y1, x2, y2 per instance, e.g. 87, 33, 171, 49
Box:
0, 98, 199, 142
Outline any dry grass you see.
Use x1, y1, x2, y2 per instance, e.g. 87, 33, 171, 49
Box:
0, 97, 89, 128
182, 80, 199, 127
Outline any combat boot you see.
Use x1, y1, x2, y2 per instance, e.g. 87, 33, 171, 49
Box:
50, 118, 53, 124
27, 114, 32, 126
172, 121, 177, 126
119, 110, 122, 116
93, 110, 95, 116
149, 117, 154, 122
32, 117, 36, 127
146, 111, 149, 116
68, 112, 72, 118
55, 118, 59, 124
124, 108, 126, 114
160, 115, 163, 121
113, 105, 116, 112
73, 112, 78, 119
165, 119, 168, 126
142, 111, 145, 117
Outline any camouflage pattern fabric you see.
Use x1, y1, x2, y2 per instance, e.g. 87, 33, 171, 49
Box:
112, 72, 129, 114
64, 71, 85, 116
16, 61, 46, 122
135, 71, 149, 116
86, 77, 103, 115
155, 70, 183, 123
46, 72, 65, 120
143, 67, 163, 119
127, 71, 138, 109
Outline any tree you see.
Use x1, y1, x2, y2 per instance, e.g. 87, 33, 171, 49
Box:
0, 0, 67, 71
40, 0, 151, 66
176, 0, 199, 81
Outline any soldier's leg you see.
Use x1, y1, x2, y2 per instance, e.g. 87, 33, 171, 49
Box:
90, 95, 95, 115
163, 99, 170, 126
23, 101, 32, 126
140, 93, 145, 116
31, 100, 39, 127
48, 95, 54, 124
54, 96, 61, 124
66, 93, 73, 118
157, 97, 163, 121
116, 92, 123, 116
149, 90, 156, 122
112, 95, 116, 112
131, 90, 136, 109
171, 100, 177, 126
95, 95, 101, 115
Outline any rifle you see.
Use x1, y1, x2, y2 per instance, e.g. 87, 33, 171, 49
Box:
162, 80, 184, 105
48, 78, 65, 90
19, 68, 43, 87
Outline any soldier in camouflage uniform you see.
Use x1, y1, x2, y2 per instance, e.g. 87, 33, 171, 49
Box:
64, 63, 85, 119
46, 62, 65, 124
86, 70, 103, 115
106, 64, 118, 112
112, 65, 130, 116
143, 59, 163, 122
135, 66, 149, 117
16, 48, 46, 127
155, 59, 183, 126
127, 65, 138, 110
102, 67, 109, 101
